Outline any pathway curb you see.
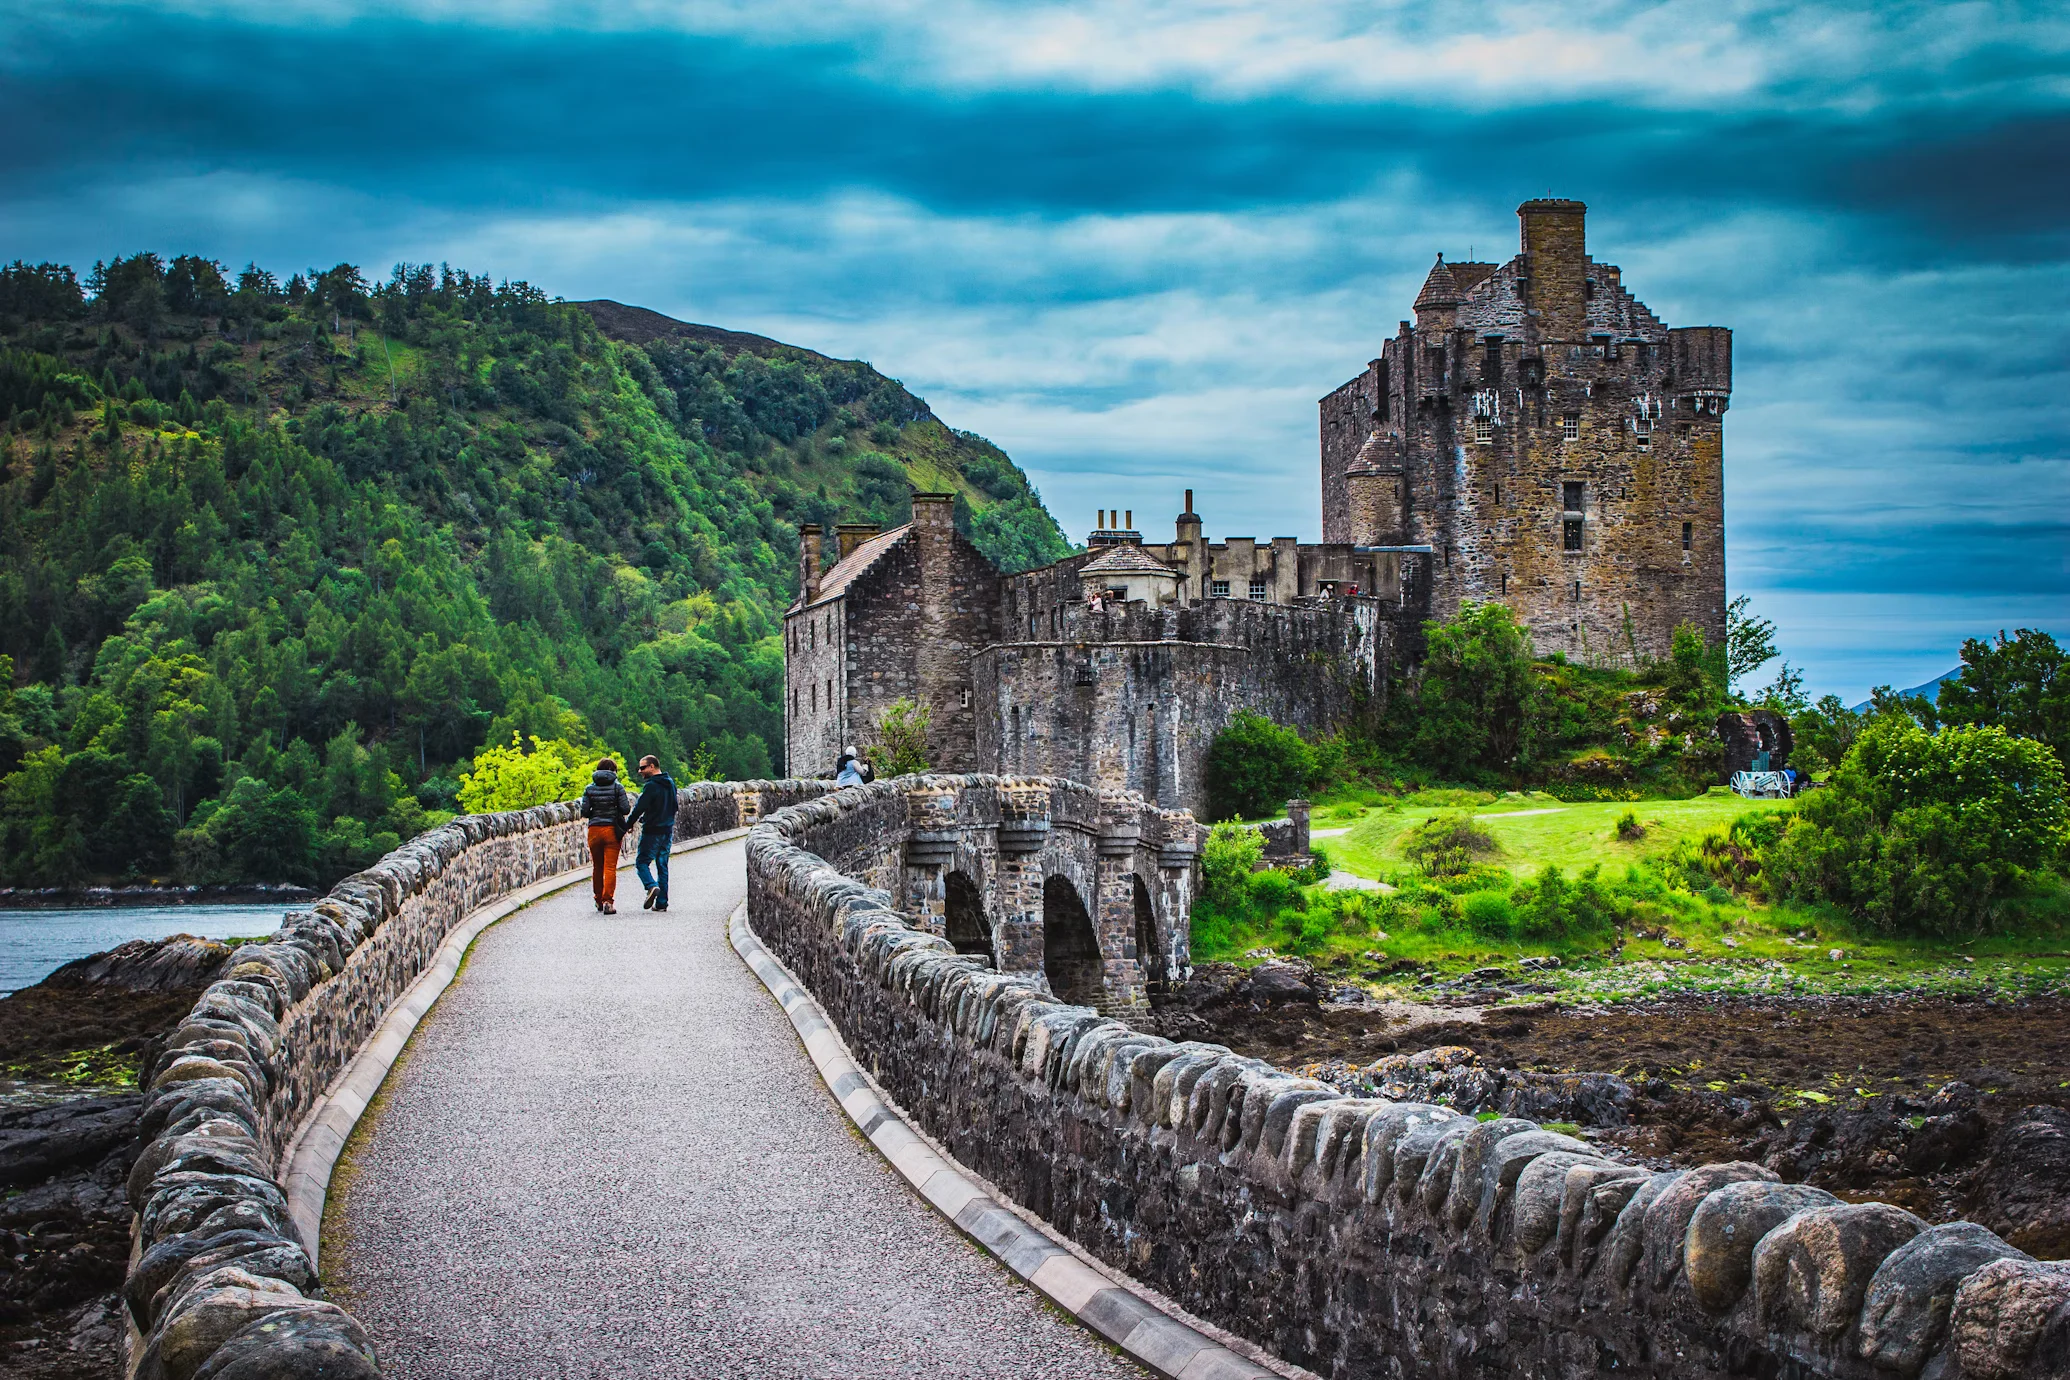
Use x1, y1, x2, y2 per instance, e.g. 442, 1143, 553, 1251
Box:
282, 826, 751, 1264
728, 902, 1282, 1380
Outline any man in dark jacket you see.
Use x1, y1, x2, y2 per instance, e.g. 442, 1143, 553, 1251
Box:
629, 754, 678, 912
579, 760, 633, 913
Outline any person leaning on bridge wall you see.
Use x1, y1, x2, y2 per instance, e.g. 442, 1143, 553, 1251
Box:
579, 758, 633, 913
630, 754, 678, 912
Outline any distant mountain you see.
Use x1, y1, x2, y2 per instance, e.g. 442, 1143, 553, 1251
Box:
0, 254, 1070, 889
1850, 669, 1961, 715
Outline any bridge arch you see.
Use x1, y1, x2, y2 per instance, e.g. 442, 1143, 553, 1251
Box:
944, 869, 993, 965
1041, 875, 1103, 1006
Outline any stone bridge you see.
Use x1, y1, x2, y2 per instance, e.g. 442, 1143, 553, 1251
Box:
793, 774, 1201, 1012
116, 774, 2067, 1380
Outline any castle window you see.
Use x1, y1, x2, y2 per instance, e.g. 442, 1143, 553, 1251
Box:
1248, 578, 1267, 600
1573, 579, 1582, 600
1494, 482, 1503, 506
1210, 579, 1230, 598
1474, 416, 1493, 444
826, 678, 833, 709
1564, 518, 1583, 552
811, 683, 818, 712
792, 688, 799, 716
1500, 573, 1508, 595
1483, 338, 1503, 383
1563, 481, 1585, 513
1561, 414, 1580, 442
1682, 521, 1693, 551
1636, 432, 1651, 451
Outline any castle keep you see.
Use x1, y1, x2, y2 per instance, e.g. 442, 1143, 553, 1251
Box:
1320, 198, 1730, 661
788, 199, 1730, 809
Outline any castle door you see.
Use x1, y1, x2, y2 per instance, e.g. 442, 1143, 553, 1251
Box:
1042, 876, 1103, 1007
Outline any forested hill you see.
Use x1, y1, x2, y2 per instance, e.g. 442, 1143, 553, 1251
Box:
0, 255, 1071, 889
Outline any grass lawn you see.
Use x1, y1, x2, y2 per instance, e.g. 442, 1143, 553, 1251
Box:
1204, 785, 2070, 1004
1321, 786, 1792, 882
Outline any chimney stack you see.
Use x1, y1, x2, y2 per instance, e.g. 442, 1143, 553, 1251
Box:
1124, 509, 1132, 529
910, 491, 955, 529
798, 524, 823, 604
835, 522, 881, 560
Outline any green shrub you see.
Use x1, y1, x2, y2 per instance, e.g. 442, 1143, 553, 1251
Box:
1248, 868, 1299, 913
1204, 712, 1316, 820
1615, 810, 1644, 841
1403, 812, 1500, 878
1396, 603, 1548, 778
1199, 821, 1265, 911
1461, 890, 1517, 938
1761, 719, 2068, 935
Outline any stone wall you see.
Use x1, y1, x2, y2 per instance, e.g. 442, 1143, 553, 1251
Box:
746, 780, 2070, 1380
121, 779, 832, 1380
974, 598, 1394, 817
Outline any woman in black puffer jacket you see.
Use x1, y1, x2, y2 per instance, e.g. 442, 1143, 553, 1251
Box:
579, 760, 633, 913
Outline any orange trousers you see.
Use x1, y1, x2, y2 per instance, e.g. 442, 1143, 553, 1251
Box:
588, 824, 621, 905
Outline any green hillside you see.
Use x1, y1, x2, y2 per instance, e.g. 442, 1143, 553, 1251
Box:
0, 255, 1071, 888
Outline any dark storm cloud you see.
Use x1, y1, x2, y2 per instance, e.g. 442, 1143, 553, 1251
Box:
3, 7, 2064, 266
1, 2, 2064, 696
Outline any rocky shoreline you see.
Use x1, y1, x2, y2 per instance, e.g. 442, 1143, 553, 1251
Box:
0, 937, 238, 1378
0, 885, 314, 911
1147, 961, 2070, 1260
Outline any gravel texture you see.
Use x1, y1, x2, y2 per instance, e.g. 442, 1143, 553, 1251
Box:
331, 839, 1143, 1378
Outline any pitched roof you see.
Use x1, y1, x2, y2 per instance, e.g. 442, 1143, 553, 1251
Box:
797, 523, 910, 610
1079, 544, 1179, 578
1413, 255, 1461, 310
1348, 428, 1392, 471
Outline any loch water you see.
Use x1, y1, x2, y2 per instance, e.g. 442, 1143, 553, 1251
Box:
0, 904, 284, 995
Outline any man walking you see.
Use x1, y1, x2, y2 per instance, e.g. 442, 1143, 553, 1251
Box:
629, 754, 678, 912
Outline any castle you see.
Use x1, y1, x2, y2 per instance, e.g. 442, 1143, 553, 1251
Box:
786, 200, 1730, 813
1321, 198, 1731, 660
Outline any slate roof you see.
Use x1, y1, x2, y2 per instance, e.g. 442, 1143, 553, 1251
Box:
1079, 544, 1179, 577
1412, 256, 1461, 310
796, 523, 910, 611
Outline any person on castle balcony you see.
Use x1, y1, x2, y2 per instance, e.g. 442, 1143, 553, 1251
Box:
579, 758, 633, 914
629, 754, 678, 912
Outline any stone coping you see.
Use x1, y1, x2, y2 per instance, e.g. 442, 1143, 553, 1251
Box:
284, 827, 751, 1265
727, 900, 1285, 1380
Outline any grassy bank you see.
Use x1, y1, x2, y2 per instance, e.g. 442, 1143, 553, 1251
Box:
1195, 786, 2070, 1005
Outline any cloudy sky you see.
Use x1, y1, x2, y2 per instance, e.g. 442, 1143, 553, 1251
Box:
4, 1, 2064, 699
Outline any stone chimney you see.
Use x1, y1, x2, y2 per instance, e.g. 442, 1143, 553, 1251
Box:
835, 522, 881, 560
798, 524, 823, 604
911, 491, 955, 531
1519, 198, 1588, 343
1176, 489, 1204, 599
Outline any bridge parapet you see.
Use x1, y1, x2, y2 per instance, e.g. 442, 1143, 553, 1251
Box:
746, 777, 2068, 1380
120, 778, 835, 1379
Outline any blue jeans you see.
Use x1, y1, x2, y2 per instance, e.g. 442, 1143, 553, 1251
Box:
634, 829, 671, 906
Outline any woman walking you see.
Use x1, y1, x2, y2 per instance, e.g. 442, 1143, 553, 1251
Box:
580, 759, 633, 913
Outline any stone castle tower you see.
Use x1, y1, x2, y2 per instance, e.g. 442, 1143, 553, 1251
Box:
1319, 198, 1731, 662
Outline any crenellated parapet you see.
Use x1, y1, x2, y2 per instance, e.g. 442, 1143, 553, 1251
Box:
746, 781, 2070, 1380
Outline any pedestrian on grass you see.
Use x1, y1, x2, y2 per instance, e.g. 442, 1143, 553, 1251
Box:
629, 754, 678, 912
580, 758, 632, 913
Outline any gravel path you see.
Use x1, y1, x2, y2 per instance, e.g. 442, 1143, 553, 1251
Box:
331, 838, 1143, 1379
